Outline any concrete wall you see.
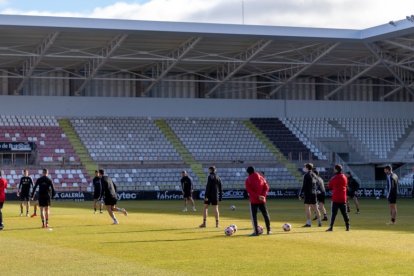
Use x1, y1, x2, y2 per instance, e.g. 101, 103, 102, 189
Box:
0, 95, 413, 119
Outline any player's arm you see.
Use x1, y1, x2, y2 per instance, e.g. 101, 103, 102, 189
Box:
31, 182, 38, 199
217, 177, 223, 201
50, 180, 56, 197
17, 177, 23, 195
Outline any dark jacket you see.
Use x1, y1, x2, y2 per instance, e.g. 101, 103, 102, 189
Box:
181, 176, 193, 192
386, 173, 398, 199
347, 176, 360, 192
300, 171, 317, 198
32, 176, 56, 199
204, 173, 223, 201
101, 175, 118, 200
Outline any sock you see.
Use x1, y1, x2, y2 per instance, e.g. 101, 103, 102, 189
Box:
391, 218, 395, 223
306, 219, 311, 225
216, 220, 219, 226
94, 208, 96, 212
20, 206, 23, 214
42, 219, 45, 226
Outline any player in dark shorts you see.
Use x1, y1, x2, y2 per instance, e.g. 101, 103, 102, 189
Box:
346, 172, 360, 214
313, 169, 328, 221
384, 165, 398, 225
299, 163, 321, 227
31, 169, 56, 228
17, 169, 34, 217
92, 170, 103, 214
181, 171, 196, 212
99, 169, 127, 225
199, 166, 222, 228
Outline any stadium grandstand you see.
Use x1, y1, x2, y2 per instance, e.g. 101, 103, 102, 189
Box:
0, 14, 413, 198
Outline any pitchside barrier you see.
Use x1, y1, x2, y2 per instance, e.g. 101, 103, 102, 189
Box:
4, 188, 413, 201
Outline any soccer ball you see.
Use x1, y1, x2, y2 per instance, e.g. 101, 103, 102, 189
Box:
230, 205, 236, 211
229, 224, 238, 233
282, 223, 292, 232
224, 226, 235, 236
256, 225, 264, 235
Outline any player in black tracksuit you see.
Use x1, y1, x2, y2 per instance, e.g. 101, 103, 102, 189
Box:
92, 170, 103, 214
199, 166, 223, 228
346, 172, 360, 214
99, 169, 127, 224
384, 165, 398, 225
299, 163, 321, 227
181, 171, 196, 212
18, 169, 34, 217
31, 169, 55, 228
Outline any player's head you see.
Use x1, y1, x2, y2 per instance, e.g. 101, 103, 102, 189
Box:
98, 169, 105, 176
246, 166, 255, 175
181, 170, 187, 177
346, 171, 352, 177
42, 168, 48, 176
334, 164, 343, 174
384, 165, 392, 174
303, 163, 313, 172
208, 166, 216, 174
23, 169, 29, 176
95, 170, 99, 177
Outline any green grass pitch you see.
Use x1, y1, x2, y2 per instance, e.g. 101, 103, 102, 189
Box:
0, 199, 413, 275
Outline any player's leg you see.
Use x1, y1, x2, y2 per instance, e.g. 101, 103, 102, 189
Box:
338, 203, 350, 230
304, 204, 312, 227
20, 200, 24, 216
99, 200, 103, 213
31, 202, 38, 217
44, 206, 50, 227
189, 197, 196, 211
354, 197, 360, 213
327, 202, 339, 231
182, 198, 188, 212
112, 205, 128, 216
199, 203, 209, 227
311, 204, 322, 226
26, 200, 30, 216
249, 203, 259, 235
214, 204, 219, 227
93, 199, 97, 213
0, 202, 4, 229
389, 203, 397, 224
106, 205, 118, 224
40, 206, 45, 227
258, 203, 271, 234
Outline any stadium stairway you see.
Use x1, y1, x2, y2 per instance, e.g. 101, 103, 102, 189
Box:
58, 119, 97, 177
243, 120, 302, 183
154, 119, 206, 185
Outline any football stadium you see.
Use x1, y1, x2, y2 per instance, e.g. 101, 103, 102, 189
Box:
0, 12, 414, 275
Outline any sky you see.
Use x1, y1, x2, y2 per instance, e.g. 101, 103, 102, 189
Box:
0, 0, 413, 29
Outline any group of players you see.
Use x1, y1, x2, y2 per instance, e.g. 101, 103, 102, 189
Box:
180, 163, 399, 235
0, 168, 128, 230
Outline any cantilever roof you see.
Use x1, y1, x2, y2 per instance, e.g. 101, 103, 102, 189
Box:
0, 14, 414, 99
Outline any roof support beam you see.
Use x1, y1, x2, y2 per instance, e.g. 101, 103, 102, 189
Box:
204, 39, 272, 98
142, 36, 201, 96
74, 34, 127, 95
365, 42, 414, 100
269, 43, 339, 97
324, 59, 381, 100
13, 32, 59, 94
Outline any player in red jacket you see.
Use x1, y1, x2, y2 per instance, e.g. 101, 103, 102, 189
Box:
245, 166, 271, 235
326, 164, 350, 232
0, 170, 8, 230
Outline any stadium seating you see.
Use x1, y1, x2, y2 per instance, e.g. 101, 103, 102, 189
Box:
251, 118, 318, 161
167, 118, 276, 162
337, 118, 412, 159
103, 168, 200, 191
71, 117, 182, 163
209, 167, 297, 189
0, 115, 80, 164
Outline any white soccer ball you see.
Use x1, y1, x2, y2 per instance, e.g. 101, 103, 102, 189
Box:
229, 224, 238, 233
376, 196, 380, 200
230, 205, 236, 211
282, 223, 292, 232
224, 226, 235, 236
256, 225, 264, 235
